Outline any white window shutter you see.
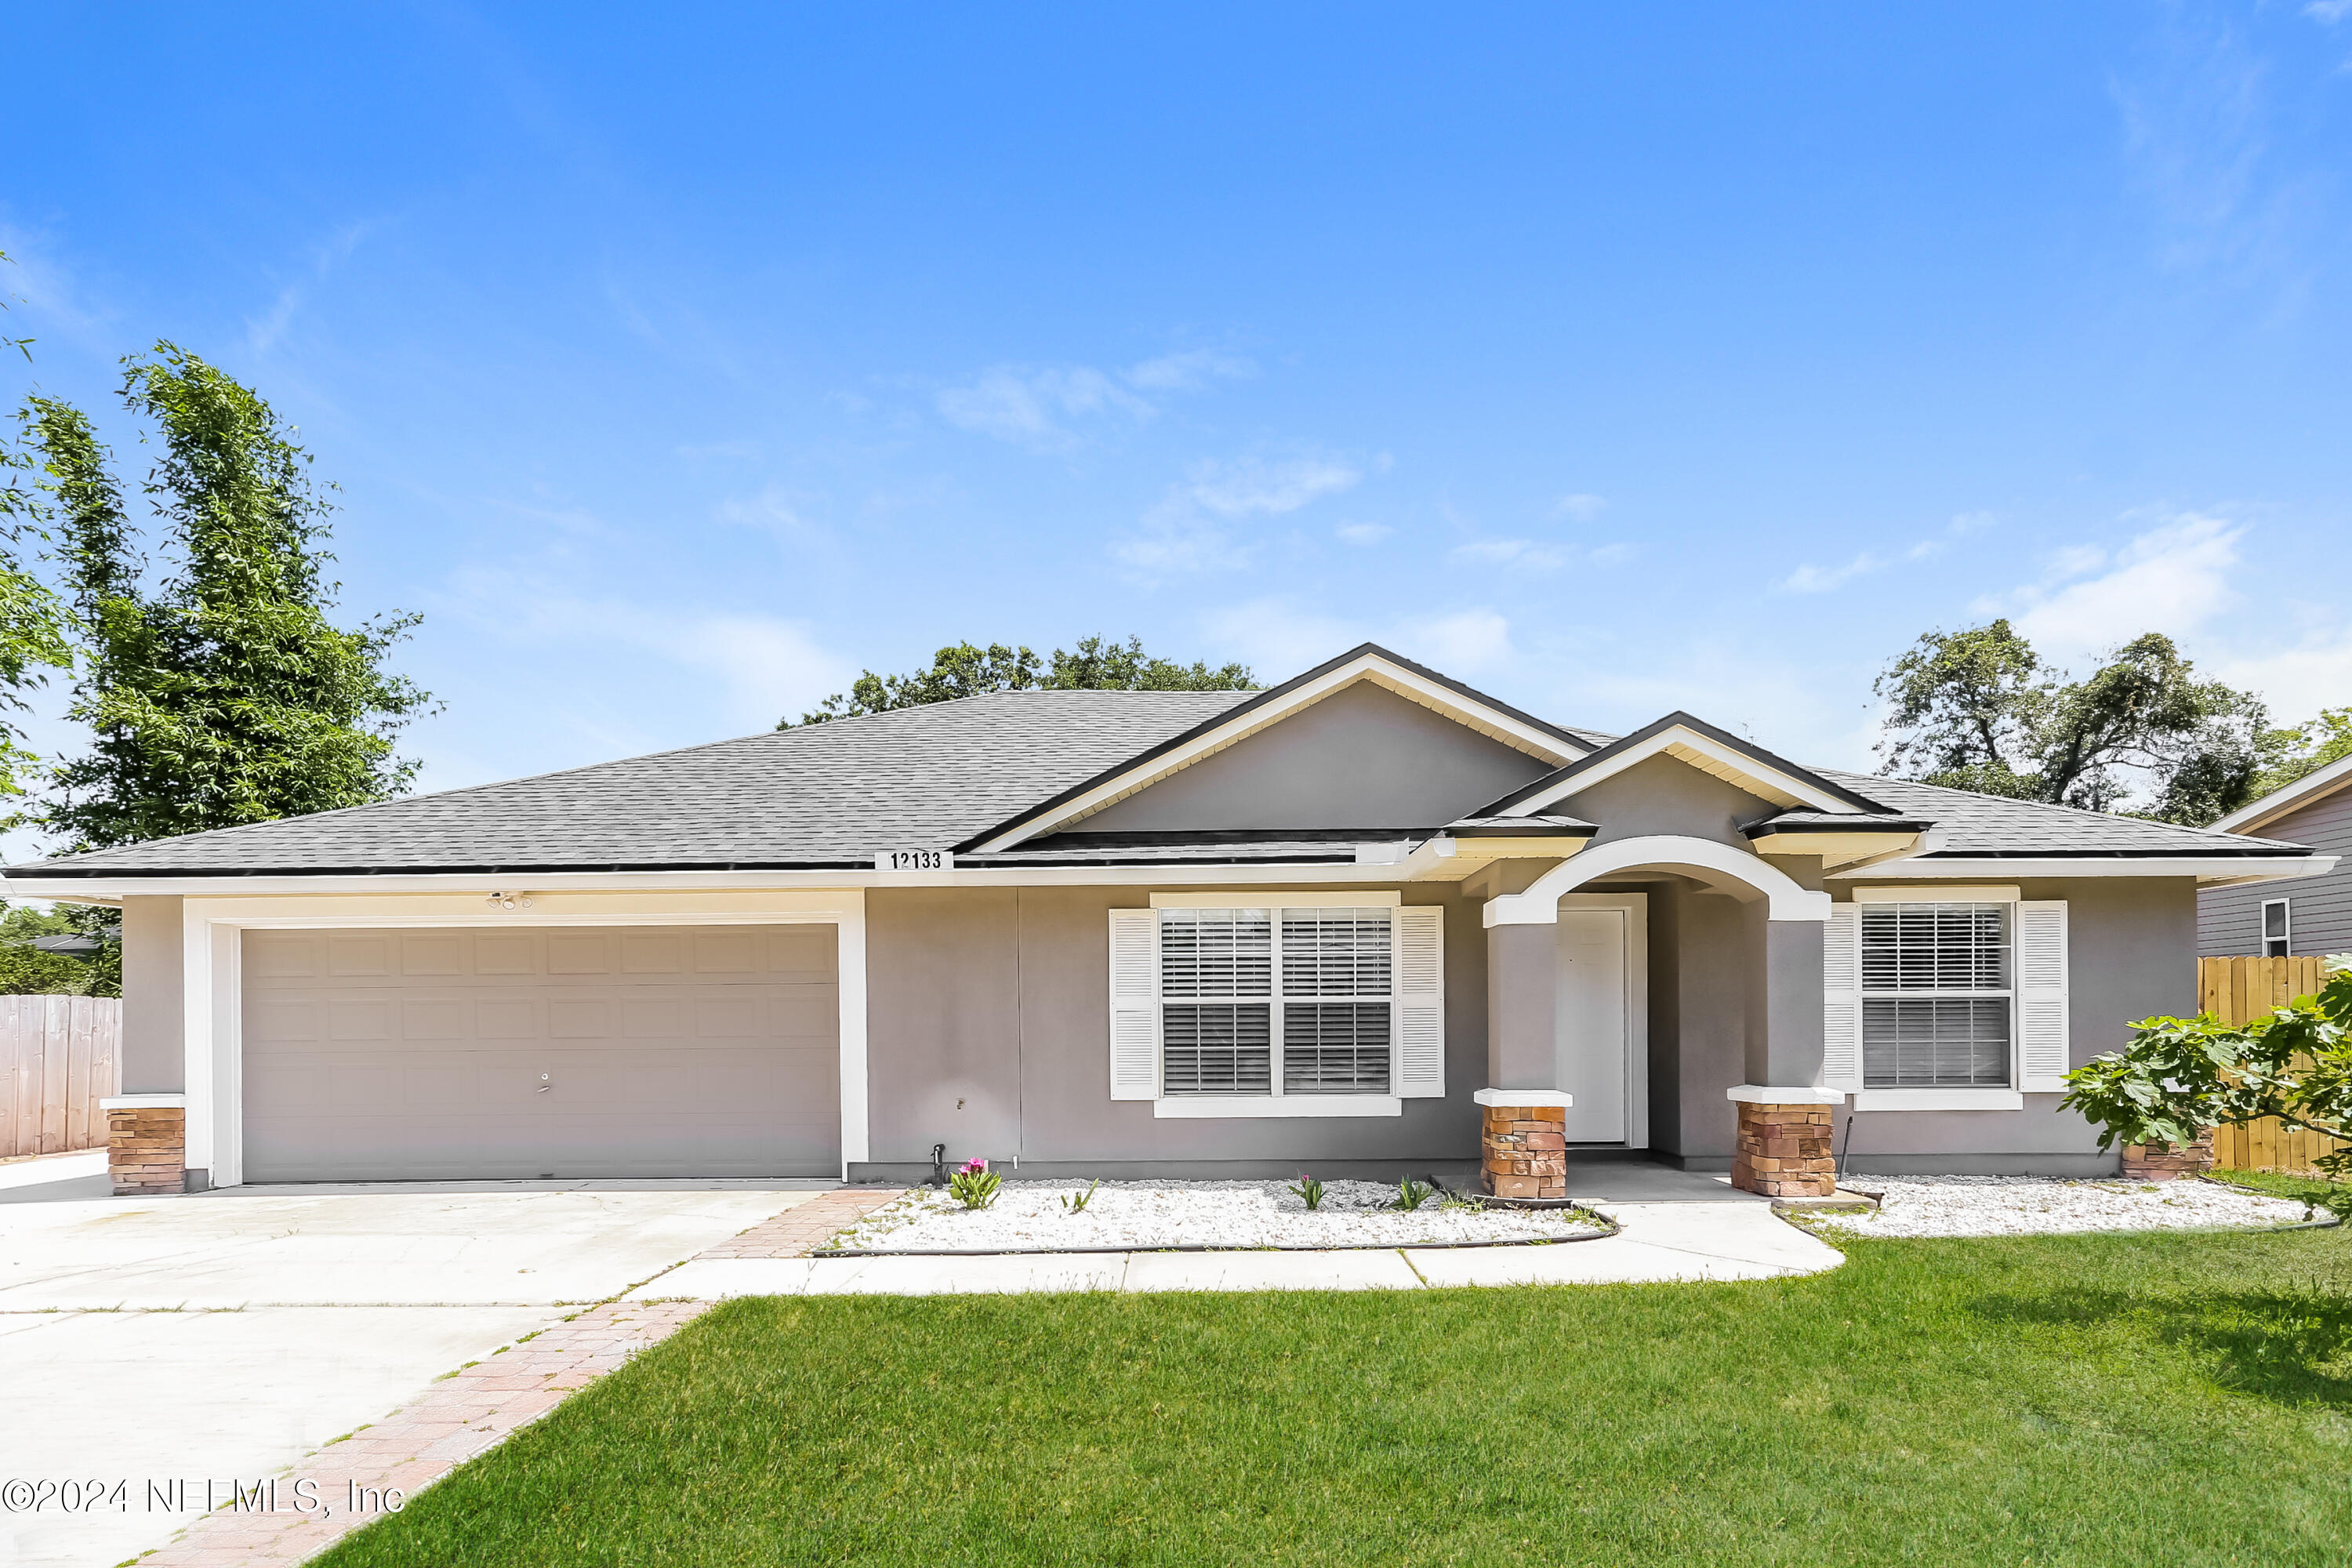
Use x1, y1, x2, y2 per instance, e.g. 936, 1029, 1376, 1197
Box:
1822, 903, 1864, 1093
1395, 904, 1446, 1098
2016, 900, 2070, 1091
1107, 908, 1160, 1100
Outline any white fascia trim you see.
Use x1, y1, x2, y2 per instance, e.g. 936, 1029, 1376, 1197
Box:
1151, 890, 1402, 909
1472, 1088, 1574, 1108
1850, 1089, 2025, 1111
100, 1094, 187, 1109
1726, 1085, 1845, 1105
1152, 1095, 1403, 1119
967, 654, 1586, 854
1826, 855, 2338, 886
1850, 884, 2020, 903
5, 861, 1472, 902
1503, 724, 1861, 818
2212, 751, 2352, 835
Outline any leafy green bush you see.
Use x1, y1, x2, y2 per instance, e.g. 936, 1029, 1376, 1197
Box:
1392, 1177, 1434, 1212
1287, 1174, 1326, 1211
2063, 959, 2352, 1213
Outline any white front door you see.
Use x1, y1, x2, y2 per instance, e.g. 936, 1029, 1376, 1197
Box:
1553, 895, 1648, 1145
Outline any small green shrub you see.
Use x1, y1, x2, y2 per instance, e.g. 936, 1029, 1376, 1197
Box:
1288, 1174, 1327, 1210
1393, 1177, 1434, 1212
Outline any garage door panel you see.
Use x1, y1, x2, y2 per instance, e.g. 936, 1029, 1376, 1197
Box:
241, 924, 840, 1181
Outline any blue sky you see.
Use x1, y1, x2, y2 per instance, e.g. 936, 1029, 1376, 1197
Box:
4, 3, 2350, 834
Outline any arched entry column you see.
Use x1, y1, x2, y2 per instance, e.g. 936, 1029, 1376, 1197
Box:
1480, 834, 1843, 1197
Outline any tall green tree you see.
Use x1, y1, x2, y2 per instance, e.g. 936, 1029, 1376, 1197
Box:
0, 251, 78, 797
2249, 707, 2352, 801
20, 343, 432, 849
786, 634, 1256, 728
1874, 619, 2281, 825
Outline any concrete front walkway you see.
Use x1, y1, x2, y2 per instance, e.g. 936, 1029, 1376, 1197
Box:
630, 1200, 1842, 1299
0, 1151, 826, 1568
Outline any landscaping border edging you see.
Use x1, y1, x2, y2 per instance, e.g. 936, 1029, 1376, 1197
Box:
816, 1217, 1623, 1259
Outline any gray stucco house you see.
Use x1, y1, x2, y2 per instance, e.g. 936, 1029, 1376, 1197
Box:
2199, 752, 2352, 960
8, 645, 2334, 1199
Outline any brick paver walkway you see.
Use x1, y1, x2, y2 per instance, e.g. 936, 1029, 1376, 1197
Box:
139, 1186, 906, 1566
694, 1185, 905, 1256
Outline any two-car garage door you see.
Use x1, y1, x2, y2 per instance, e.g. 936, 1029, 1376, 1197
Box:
241, 924, 840, 1181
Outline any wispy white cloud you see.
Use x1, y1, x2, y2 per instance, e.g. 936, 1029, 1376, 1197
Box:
714, 484, 831, 548
1779, 552, 1884, 593
1185, 452, 1361, 516
1590, 543, 1635, 565
1780, 514, 1998, 593
935, 365, 1152, 451
1450, 538, 1572, 570
1125, 347, 1255, 390
437, 566, 855, 733
1334, 521, 1396, 546
1399, 609, 1513, 673
246, 220, 378, 356
1197, 597, 1515, 681
935, 347, 1254, 451
1551, 493, 1607, 522
2005, 513, 2245, 659
2307, 1, 2352, 27
1112, 451, 1365, 583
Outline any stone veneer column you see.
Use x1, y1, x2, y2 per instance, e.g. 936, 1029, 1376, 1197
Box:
102, 1095, 187, 1196
1726, 1087, 1841, 1198
2120, 1131, 2215, 1181
1473, 1089, 1574, 1200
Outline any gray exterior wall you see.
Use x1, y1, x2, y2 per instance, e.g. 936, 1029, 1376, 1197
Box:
1832, 876, 2197, 1176
1079, 681, 1552, 833
119, 895, 184, 1094
1559, 755, 1777, 850
858, 882, 1490, 1181
2198, 785, 2352, 957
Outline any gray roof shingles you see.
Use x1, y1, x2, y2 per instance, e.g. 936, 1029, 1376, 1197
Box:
3, 688, 2314, 877
13, 690, 1254, 875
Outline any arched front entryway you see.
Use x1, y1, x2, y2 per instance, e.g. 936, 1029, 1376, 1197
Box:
1474, 834, 1840, 1199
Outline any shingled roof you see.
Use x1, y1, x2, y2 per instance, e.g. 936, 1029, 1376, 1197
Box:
2, 684, 2314, 878
12, 690, 1254, 876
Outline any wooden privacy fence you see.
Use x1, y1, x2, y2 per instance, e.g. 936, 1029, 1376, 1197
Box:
2200, 956, 2343, 1175
0, 996, 122, 1158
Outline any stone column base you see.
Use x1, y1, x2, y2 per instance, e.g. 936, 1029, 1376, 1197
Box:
2121, 1131, 2215, 1181
1481, 1103, 1568, 1200
103, 1099, 187, 1196
1730, 1100, 1836, 1198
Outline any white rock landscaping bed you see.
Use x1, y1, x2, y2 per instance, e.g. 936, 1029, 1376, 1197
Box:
820, 1179, 1609, 1254
1823, 1175, 2314, 1239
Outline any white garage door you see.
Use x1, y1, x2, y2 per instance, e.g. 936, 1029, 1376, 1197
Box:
241, 924, 840, 1181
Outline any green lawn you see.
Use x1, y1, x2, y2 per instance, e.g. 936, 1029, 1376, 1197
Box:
316, 1228, 2352, 1567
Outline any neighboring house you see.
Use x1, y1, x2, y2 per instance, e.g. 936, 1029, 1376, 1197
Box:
6, 646, 2334, 1200
2199, 753, 2352, 960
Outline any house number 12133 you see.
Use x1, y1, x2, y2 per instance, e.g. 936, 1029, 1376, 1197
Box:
877, 848, 953, 872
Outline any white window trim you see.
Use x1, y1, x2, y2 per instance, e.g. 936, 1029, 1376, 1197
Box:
2261, 898, 2291, 958
1155, 1095, 1403, 1119
1859, 895, 2019, 1097
1851, 1089, 2025, 1112
1151, 896, 1405, 1117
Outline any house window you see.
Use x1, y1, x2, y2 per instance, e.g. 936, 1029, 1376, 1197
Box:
2261, 899, 2290, 959
1157, 906, 1393, 1096
1861, 902, 2012, 1089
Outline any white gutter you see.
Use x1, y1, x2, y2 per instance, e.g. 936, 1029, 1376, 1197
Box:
1824, 854, 2336, 887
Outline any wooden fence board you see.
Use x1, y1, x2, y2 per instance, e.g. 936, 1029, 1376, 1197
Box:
2199, 956, 2344, 1175
0, 995, 121, 1158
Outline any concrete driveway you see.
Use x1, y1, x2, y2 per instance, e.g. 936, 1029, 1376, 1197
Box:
0, 1151, 821, 1568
